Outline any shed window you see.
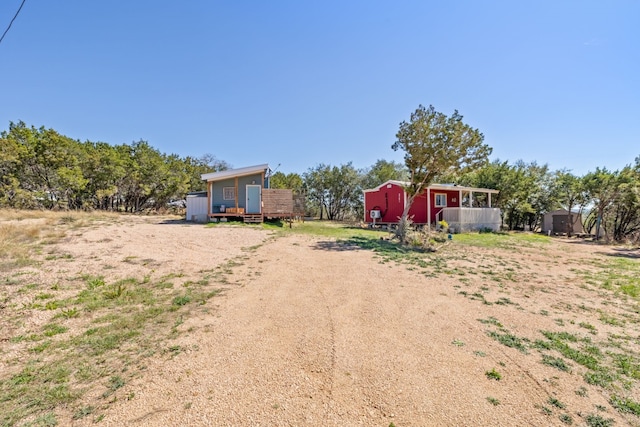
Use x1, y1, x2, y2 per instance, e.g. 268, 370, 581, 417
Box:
223, 187, 235, 201
435, 193, 447, 207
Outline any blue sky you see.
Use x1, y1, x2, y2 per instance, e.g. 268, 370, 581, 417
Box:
1, 1, 638, 176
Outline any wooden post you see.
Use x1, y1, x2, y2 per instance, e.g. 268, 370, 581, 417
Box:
207, 181, 211, 217
234, 177, 239, 210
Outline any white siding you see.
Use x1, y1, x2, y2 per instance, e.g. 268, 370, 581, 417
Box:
442, 208, 501, 232
186, 195, 208, 222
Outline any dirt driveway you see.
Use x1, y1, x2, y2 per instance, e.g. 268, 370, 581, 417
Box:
66, 219, 634, 427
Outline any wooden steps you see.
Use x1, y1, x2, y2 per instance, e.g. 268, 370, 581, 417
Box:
243, 214, 263, 223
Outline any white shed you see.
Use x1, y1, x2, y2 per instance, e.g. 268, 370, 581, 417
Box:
186, 192, 208, 222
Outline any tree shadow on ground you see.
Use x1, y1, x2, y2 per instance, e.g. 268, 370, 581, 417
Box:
312, 236, 419, 256
312, 241, 364, 252
596, 247, 640, 259
157, 219, 189, 225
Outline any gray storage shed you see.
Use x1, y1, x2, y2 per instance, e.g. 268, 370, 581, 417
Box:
542, 209, 585, 235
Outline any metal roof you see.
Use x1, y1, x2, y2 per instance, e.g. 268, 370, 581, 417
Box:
201, 164, 269, 182
363, 179, 499, 194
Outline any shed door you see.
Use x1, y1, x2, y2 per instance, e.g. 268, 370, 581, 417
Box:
552, 215, 568, 233
246, 185, 261, 214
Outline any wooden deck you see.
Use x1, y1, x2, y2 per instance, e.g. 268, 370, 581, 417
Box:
208, 212, 294, 224
207, 189, 303, 224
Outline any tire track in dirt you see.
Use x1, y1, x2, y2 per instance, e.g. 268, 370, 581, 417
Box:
315, 276, 338, 425
73, 229, 634, 426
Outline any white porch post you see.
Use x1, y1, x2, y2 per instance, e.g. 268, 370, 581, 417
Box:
469, 191, 473, 208
488, 192, 492, 208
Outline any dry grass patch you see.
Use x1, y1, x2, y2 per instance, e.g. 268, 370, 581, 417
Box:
0, 210, 236, 426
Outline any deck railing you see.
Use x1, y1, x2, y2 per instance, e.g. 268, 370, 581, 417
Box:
441, 207, 501, 232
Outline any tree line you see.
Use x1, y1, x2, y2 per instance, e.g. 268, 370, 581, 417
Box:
2, 119, 640, 242
0, 121, 228, 212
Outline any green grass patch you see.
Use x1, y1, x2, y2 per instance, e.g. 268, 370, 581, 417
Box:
487, 330, 528, 353
548, 397, 565, 409
43, 323, 69, 337
610, 395, 640, 416
478, 317, 503, 327
575, 257, 640, 300
485, 368, 502, 380
585, 414, 614, 427
558, 413, 573, 425
487, 396, 500, 406
583, 369, 617, 388
452, 231, 550, 249
539, 330, 600, 370
610, 353, 640, 379
541, 354, 570, 372
172, 294, 191, 307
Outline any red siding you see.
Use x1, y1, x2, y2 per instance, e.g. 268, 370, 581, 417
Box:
364, 182, 406, 223
429, 189, 460, 223
365, 183, 467, 225
408, 191, 428, 224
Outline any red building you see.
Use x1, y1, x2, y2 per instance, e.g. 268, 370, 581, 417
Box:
363, 180, 501, 232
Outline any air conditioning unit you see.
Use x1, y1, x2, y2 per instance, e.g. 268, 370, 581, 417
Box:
370, 209, 381, 219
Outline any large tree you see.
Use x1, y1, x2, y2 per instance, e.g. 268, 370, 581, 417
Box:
552, 170, 588, 237
270, 171, 304, 193
582, 167, 619, 240
391, 105, 491, 238
303, 163, 361, 221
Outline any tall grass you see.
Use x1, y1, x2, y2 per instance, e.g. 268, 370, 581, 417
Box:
0, 223, 42, 270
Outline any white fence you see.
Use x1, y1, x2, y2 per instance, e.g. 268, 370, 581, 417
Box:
441, 208, 501, 232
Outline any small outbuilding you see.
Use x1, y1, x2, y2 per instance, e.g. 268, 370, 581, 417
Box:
541, 209, 585, 235
186, 164, 299, 223
185, 191, 208, 222
363, 180, 501, 232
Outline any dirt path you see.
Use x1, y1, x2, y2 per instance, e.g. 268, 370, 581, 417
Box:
90, 232, 605, 427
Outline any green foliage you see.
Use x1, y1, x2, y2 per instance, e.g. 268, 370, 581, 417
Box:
541, 354, 570, 372
487, 396, 500, 406
102, 376, 125, 398
43, 323, 68, 337
72, 405, 95, 420
583, 369, 617, 387
269, 171, 303, 193
392, 104, 491, 241
457, 159, 553, 231
585, 414, 614, 427
172, 294, 191, 306
477, 317, 503, 327
539, 330, 600, 371
303, 162, 362, 220
558, 413, 573, 425
360, 159, 408, 190
610, 395, 640, 415
487, 330, 528, 353
485, 368, 502, 380
548, 397, 565, 409
0, 122, 227, 211
552, 170, 588, 237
